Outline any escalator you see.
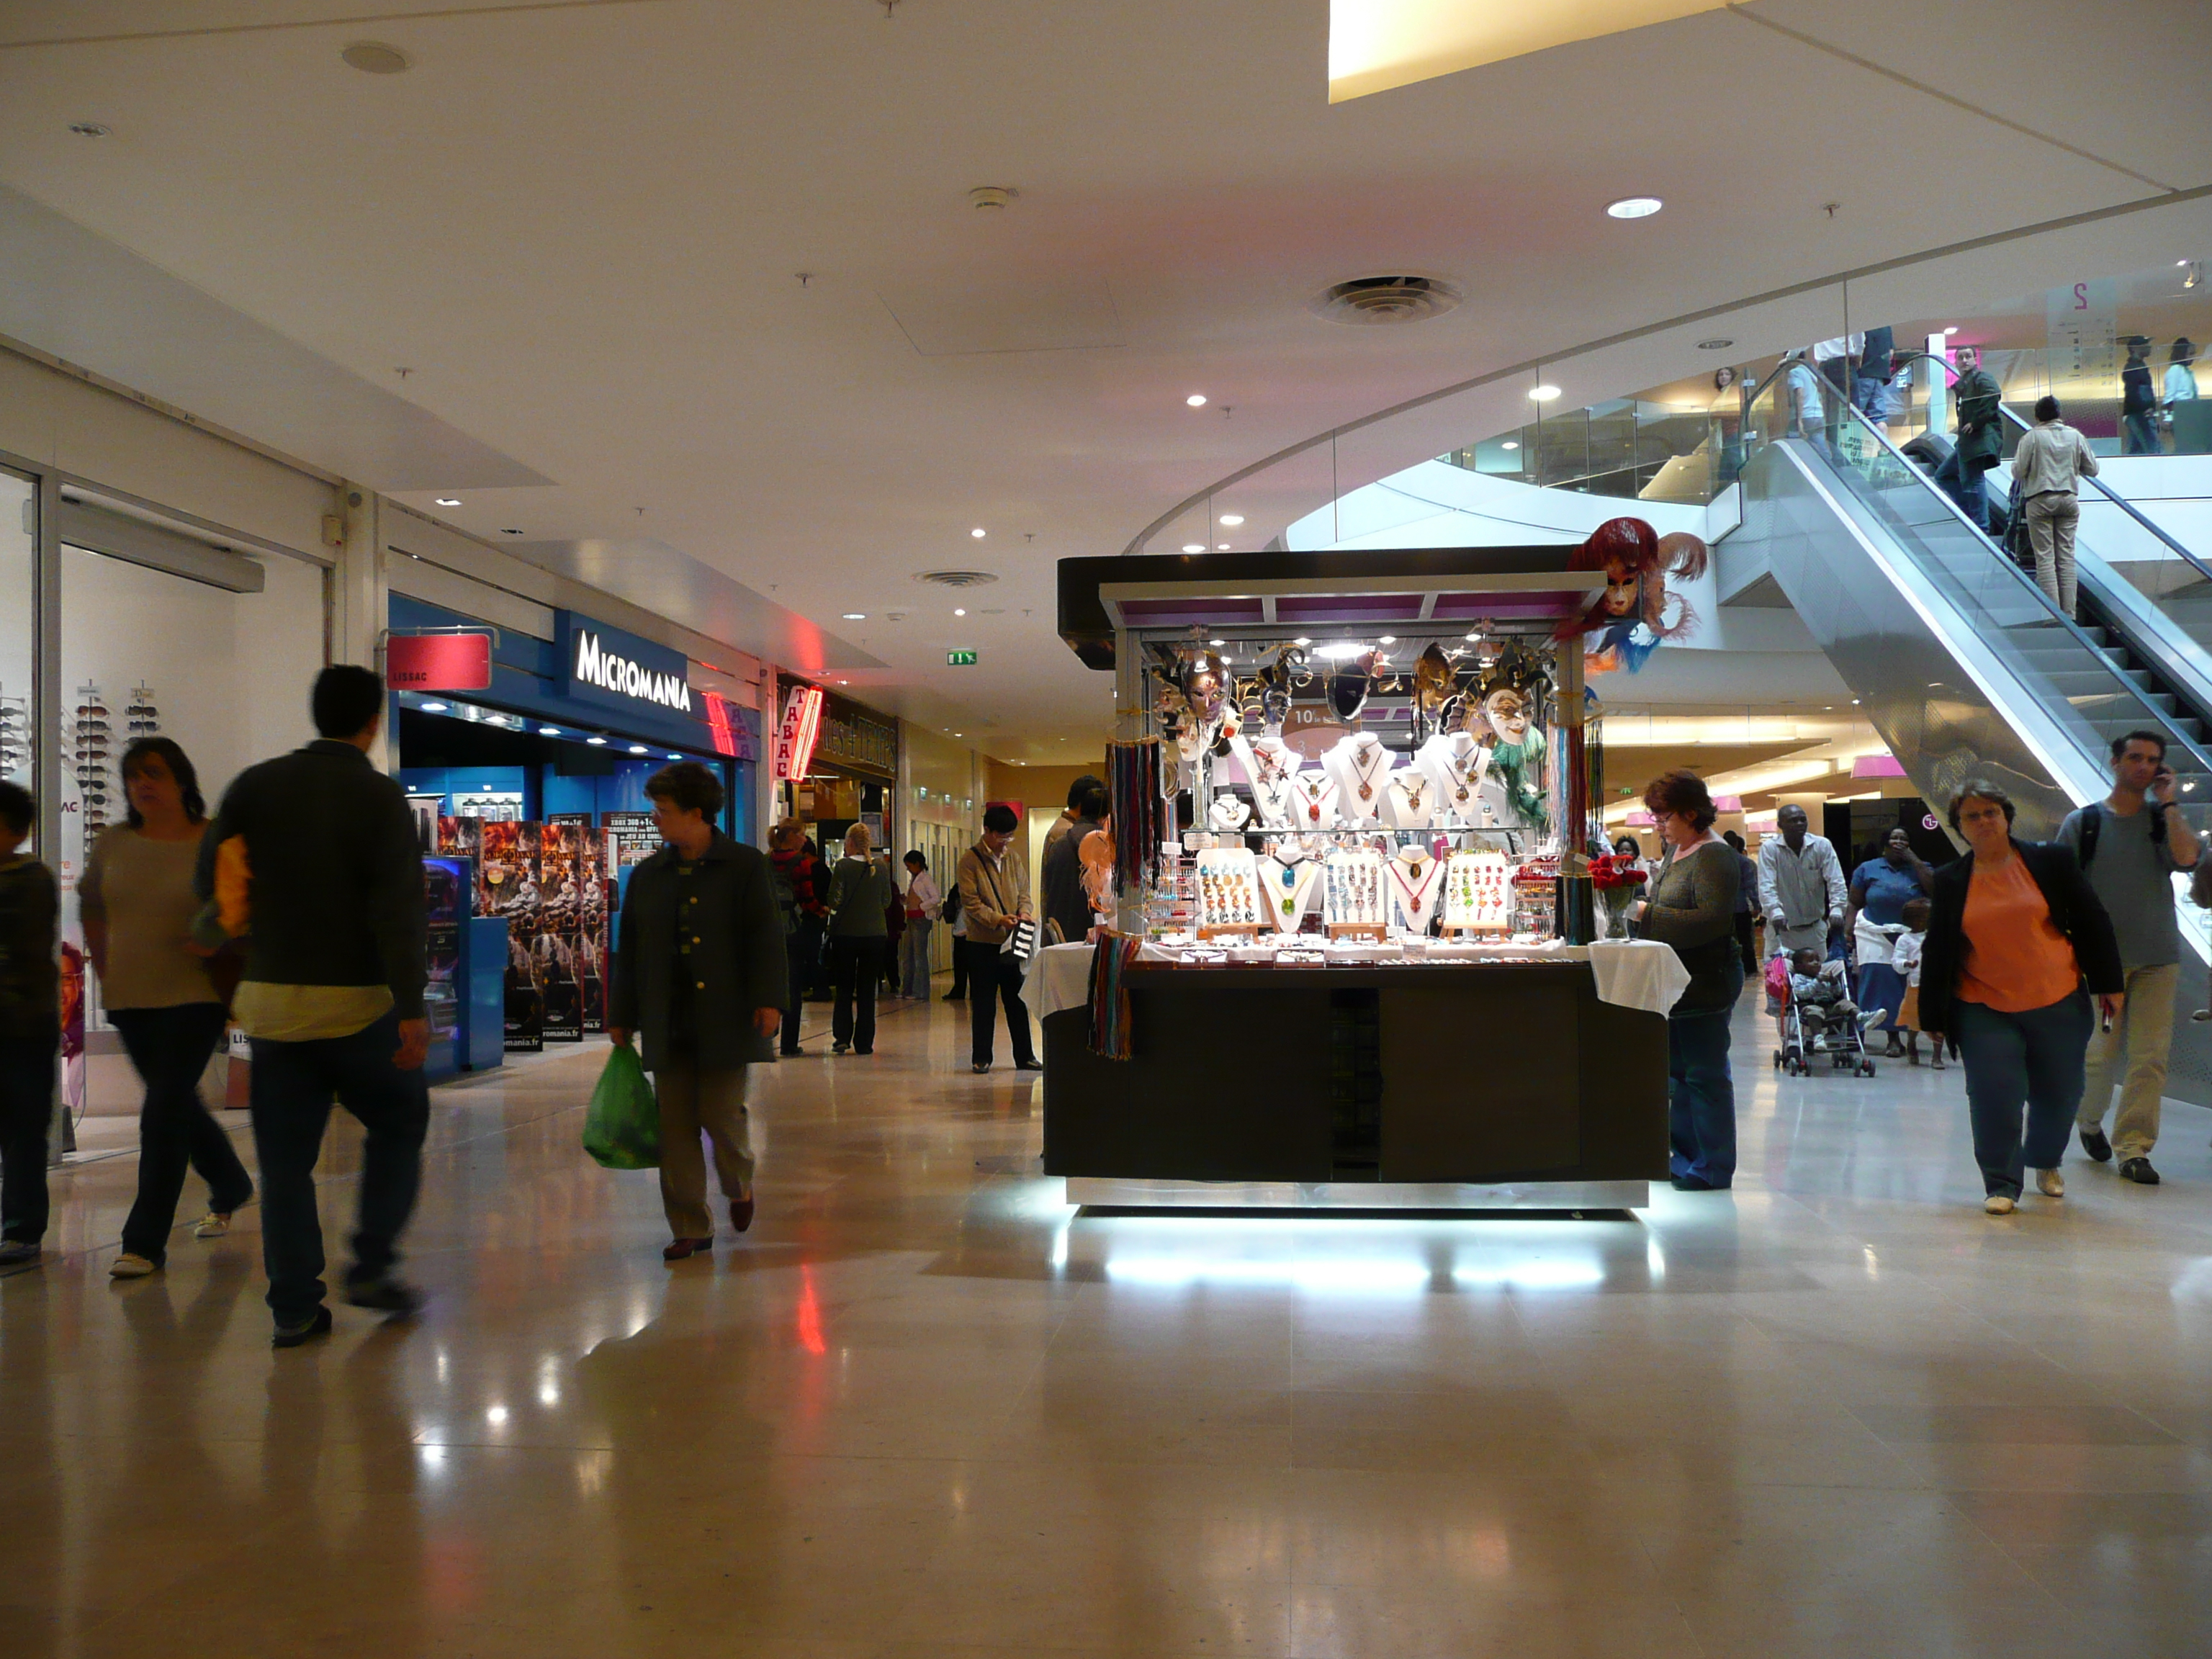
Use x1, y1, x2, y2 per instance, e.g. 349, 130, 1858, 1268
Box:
1729, 361, 2212, 1100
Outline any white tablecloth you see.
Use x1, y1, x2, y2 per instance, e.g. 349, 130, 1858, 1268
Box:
1585, 938, 1689, 1017
1032, 937, 1683, 1020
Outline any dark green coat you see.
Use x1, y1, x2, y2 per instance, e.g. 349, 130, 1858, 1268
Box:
1954, 367, 2005, 469
824, 855, 894, 937
610, 832, 788, 1071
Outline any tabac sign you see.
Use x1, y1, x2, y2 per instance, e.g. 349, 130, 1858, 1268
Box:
558, 612, 694, 716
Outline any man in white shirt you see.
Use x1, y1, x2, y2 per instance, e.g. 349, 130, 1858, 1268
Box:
1758, 804, 1848, 1040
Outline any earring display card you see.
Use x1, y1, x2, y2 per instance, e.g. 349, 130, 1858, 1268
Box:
1442, 850, 1514, 933
1194, 845, 1263, 937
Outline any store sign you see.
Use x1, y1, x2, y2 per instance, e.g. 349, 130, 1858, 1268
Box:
559, 613, 693, 716
387, 632, 492, 692
775, 684, 825, 781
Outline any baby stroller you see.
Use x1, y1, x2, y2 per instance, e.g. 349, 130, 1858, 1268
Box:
1768, 955, 1879, 1078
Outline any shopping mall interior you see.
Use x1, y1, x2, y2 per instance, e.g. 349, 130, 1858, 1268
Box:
3, 4, 2211, 1655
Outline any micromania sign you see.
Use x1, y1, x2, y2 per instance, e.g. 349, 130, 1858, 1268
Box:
557, 612, 696, 718
572, 629, 693, 711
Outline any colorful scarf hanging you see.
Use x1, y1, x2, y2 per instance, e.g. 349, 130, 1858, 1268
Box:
1087, 932, 1141, 1061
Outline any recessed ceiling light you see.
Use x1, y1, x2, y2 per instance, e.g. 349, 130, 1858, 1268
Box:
628, 745, 648, 754
1378, 635, 1396, 645
1187, 394, 1208, 408
1529, 385, 1561, 402
1208, 637, 1226, 647
434, 497, 461, 506
1501, 440, 1520, 451
954, 607, 967, 616
341, 40, 412, 74
1217, 542, 1231, 550
1697, 338, 1735, 351
667, 753, 682, 760
970, 527, 986, 538
842, 612, 866, 620
1219, 514, 1245, 526
68, 122, 112, 138
539, 727, 561, 736
1182, 543, 1205, 553
1943, 326, 1959, 336
1292, 637, 1313, 647
837, 679, 850, 685
420, 701, 448, 713
1606, 196, 1663, 219
586, 736, 607, 746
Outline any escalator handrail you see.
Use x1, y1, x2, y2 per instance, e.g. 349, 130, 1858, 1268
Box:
1893, 350, 2212, 590
1743, 357, 2212, 785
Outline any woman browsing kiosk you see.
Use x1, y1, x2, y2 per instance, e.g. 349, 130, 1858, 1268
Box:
1917, 782, 2123, 1215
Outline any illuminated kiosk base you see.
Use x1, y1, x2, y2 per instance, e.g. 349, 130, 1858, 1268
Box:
1066, 1179, 1649, 1212
1041, 961, 1669, 1194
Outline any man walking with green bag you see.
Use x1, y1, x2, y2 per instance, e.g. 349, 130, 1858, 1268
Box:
608, 763, 787, 1261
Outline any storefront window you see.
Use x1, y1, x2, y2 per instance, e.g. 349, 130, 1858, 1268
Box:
0, 469, 33, 798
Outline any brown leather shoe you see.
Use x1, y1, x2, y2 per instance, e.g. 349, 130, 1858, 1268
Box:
662, 1237, 713, 1262
730, 1194, 755, 1233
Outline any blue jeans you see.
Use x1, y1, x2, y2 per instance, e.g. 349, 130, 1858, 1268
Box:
1952, 989, 2091, 1199
1668, 958, 1745, 1187
249, 1010, 430, 1323
0, 1035, 56, 1245
1934, 449, 1988, 530
2123, 411, 2160, 456
1853, 374, 1890, 422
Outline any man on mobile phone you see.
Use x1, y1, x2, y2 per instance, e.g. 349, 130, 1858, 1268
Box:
2056, 731, 2201, 1184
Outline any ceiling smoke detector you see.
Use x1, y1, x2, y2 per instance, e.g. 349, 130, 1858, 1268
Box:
968, 186, 1018, 211
1312, 274, 1463, 325
341, 41, 413, 74
914, 569, 1000, 589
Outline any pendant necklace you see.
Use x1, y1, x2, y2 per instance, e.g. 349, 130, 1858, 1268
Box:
1348, 738, 1388, 803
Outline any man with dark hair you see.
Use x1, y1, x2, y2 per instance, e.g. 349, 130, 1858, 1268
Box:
1935, 345, 2002, 531
956, 803, 1039, 1074
2057, 729, 2200, 1184
1043, 774, 1105, 861
1040, 779, 1107, 946
197, 664, 429, 1344
0, 782, 58, 1267
610, 761, 786, 1259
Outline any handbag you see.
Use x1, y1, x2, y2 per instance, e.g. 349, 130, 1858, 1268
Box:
1001, 917, 1038, 963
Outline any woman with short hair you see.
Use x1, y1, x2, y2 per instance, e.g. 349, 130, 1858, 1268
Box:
1632, 769, 1745, 1190
86, 737, 253, 1277
1917, 781, 2123, 1214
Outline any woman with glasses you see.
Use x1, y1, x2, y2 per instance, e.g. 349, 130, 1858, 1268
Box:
85, 737, 253, 1278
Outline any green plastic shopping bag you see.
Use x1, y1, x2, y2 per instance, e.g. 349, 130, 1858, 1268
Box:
583, 1043, 661, 1170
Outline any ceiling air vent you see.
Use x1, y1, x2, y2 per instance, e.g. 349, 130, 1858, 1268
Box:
914, 570, 1000, 588
1313, 274, 1463, 325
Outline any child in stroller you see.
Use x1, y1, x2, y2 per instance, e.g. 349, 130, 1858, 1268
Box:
1789, 948, 1865, 1051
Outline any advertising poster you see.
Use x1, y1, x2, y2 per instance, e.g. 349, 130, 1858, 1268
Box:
480, 819, 544, 1051
604, 810, 661, 868
437, 815, 482, 864
422, 856, 467, 1054
577, 828, 613, 1032
536, 822, 585, 1043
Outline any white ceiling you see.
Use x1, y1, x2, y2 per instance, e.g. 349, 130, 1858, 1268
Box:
0, 0, 2205, 759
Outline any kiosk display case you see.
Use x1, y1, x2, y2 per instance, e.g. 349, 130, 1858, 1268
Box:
1045, 546, 1676, 1210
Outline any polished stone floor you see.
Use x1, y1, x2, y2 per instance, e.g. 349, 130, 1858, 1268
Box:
6, 981, 2212, 1658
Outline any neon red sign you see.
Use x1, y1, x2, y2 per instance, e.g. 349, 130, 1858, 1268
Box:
703, 691, 737, 759
774, 685, 824, 781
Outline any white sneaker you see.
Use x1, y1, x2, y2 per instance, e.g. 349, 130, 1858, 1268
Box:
192, 1213, 230, 1239
1984, 1194, 2016, 1215
109, 1253, 158, 1278
2036, 1168, 2065, 1197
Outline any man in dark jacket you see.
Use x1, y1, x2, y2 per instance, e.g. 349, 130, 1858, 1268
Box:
767, 820, 823, 1056
0, 781, 58, 1267
1935, 345, 2003, 531
197, 665, 430, 1346
610, 763, 786, 1259
1040, 778, 1107, 945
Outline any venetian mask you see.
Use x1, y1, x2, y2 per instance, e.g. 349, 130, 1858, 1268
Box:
1483, 688, 1531, 745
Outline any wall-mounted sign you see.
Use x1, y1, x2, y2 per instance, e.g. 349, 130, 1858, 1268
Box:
387, 632, 493, 692
947, 649, 977, 666
774, 685, 825, 781
557, 612, 693, 716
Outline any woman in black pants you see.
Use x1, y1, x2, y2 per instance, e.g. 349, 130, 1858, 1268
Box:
84, 739, 252, 1278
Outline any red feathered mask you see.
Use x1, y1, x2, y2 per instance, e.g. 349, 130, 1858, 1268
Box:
1553, 516, 1710, 645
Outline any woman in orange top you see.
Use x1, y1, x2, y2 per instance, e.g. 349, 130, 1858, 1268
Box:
1917, 781, 2123, 1214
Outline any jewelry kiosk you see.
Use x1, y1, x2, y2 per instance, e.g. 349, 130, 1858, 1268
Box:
1045, 547, 1672, 1210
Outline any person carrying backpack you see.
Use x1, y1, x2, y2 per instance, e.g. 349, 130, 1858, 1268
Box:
2055, 730, 2201, 1184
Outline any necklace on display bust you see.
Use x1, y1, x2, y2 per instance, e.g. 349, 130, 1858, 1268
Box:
1344, 734, 1390, 803
1434, 734, 1487, 808
1290, 769, 1339, 827
1385, 845, 1447, 933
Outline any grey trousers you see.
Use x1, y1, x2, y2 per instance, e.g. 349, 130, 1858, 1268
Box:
899, 916, 934, 997
652, 1056, 752, 1239
2077, 961, 2178, 1159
